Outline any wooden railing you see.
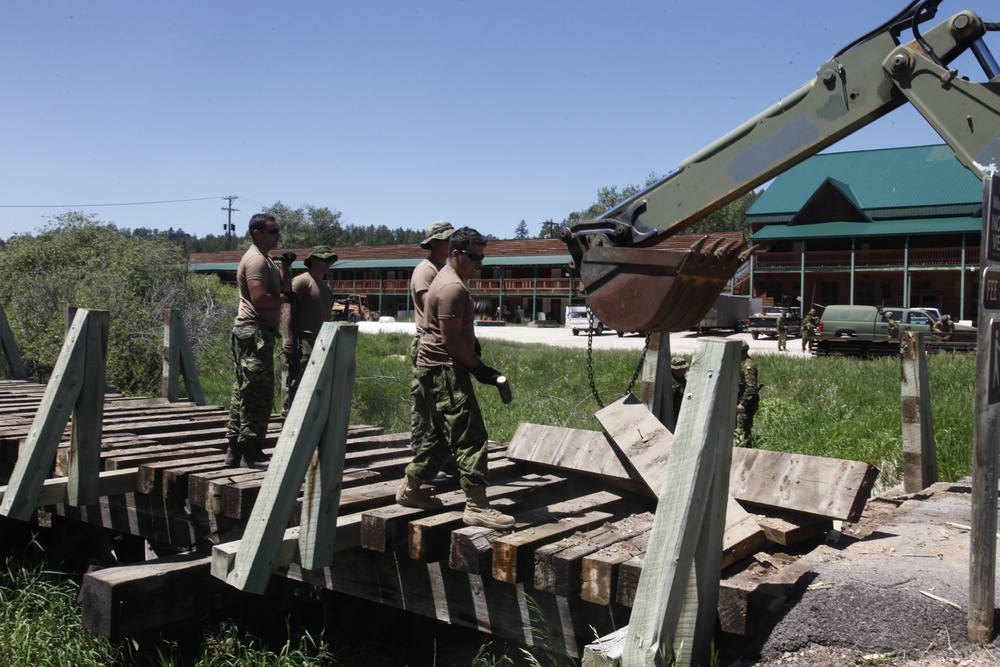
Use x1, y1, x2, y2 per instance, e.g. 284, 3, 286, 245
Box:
755, 247, 980, 269
329, 278, 579, 294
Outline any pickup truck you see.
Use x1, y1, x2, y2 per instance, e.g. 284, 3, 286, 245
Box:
747, 306, 801, 340
814, 305, 976, 357
565, 305, 605, 336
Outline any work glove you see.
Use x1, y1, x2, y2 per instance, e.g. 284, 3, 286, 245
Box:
284, 291, 298, 304
471, 362, 501, 386
280, 251, 297, 265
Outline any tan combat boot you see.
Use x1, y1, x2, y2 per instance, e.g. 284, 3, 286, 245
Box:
463, 486, 515, 529
395, 475, 442, 509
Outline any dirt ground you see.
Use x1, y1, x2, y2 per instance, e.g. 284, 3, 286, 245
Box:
726, 479, 1000, 666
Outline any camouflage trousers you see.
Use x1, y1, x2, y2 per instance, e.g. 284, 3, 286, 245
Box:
777, 330, 787, 350
409, 336, 431, 453
226, 324, 276, 446
735, 398, 758, 447
282, 331, 317, 415
406, 364, 489, 494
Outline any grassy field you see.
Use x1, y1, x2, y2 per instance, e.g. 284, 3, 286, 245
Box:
3, 332, 976, 664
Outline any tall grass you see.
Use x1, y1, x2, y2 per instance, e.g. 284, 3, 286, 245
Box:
203, 331, 976, 484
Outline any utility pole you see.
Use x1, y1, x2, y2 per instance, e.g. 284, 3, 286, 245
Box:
222, 196, 239, 250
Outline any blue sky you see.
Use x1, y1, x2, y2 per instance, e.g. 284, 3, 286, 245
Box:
2, 1, 997, 243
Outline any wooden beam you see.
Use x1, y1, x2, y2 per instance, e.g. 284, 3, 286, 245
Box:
580, 531, 651, 606
162, 309, 205, 405
510, 422, 878, 522
623, 338, 740, 667
900, 331, 937, 492
68, 310, 109, 507
0, 469, 137, 507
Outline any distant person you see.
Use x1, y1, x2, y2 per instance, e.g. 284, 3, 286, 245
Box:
885, 311, 900, 339
281, 246, 337, 417
932, 314, 954, 341
670, 356, 688, 427
409, 220, 456, 453
735, 341, 760, 447
225, 214, 297, 470
776, 313, 788, 351
801, 308, 819, 352
398, 226, 515, 529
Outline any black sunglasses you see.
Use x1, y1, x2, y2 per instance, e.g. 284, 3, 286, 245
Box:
264, 227, 281, 235
460, 250, 485, 262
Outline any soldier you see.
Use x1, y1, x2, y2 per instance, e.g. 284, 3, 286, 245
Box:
776, 313, 788, 351
671, 356, 688, 426
885, 311, 900, 339
801, 308, 819, 352
409, 221, 456, 453
281, 246, 337, 417
225, 214, 297, 470
397, 226, 515, 530
735, 341, 760, 447
932, 314, 954, 341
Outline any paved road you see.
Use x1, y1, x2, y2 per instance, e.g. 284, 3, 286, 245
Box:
359, 321, 811, 357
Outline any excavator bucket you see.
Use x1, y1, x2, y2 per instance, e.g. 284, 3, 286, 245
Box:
579, 236, 751, 333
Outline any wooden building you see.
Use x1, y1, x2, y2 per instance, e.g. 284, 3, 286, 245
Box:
747, 144, 983, 322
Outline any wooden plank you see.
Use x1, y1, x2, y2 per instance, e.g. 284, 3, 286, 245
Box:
533, 512, 654, 596
721, 496, 768, 568
510, 422, 878, 522
0, 304, 27, 380
756, 511, 833, 547
506, 422, 630, 481
448, 525, 498, 574
0, 469, 137, 507
595, 394, 673, 497
68, 311, 109, 507
491, 490, 624, 584
901, 331, 937, 492
580, 531, 651, 606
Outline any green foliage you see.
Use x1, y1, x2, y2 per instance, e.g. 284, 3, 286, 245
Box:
257, 202, 423, 249
0, 213, 235, 395
514, 219, 530, 240
0, 561, 124, 666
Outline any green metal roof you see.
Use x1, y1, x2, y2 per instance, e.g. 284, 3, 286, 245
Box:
748, 145, 983, 222
752, 216, 982, 240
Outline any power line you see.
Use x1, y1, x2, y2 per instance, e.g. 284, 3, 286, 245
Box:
0, 196, 225, 208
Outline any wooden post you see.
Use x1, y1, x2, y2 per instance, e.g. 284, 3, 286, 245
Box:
162, 309, 205, 405
0, 309, 109, 520
622, 338, 740, 667
639, 333, 674, 430
0, 304, 27, 380
970, 171, 1000, 643
900, 332, 937, 493
216, 322, 356, 594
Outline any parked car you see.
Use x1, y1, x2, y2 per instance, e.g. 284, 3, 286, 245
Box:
565, 305, 605, 336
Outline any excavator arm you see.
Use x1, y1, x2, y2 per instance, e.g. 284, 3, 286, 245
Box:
566, 2, 1000, 333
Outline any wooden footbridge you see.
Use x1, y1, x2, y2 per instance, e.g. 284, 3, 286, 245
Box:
0, 307, 887, 665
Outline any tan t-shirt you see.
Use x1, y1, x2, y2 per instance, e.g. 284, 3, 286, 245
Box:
417, 263, 475, 368
234, 245, 281, 331
410, 257, 444, 337
291, 272, 333, 334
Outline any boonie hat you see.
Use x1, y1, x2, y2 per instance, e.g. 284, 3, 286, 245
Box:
671, 357, 688, 371
305, 245, 338, 266
421, 220, 456, 249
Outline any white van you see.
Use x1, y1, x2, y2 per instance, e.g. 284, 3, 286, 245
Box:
565, 305, 605, 336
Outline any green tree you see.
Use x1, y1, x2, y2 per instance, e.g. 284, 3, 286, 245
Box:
0, 212, 235, 395
514, 220, 529, 240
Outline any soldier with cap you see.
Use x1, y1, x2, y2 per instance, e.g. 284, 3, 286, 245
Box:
398, 226, 515, 530
671, 356, 688, 426
735, 341, 760, 447
409, 221, 456, 453
225, 213, 297, 470
281, 245, 338, 417
776, 313, 788, 351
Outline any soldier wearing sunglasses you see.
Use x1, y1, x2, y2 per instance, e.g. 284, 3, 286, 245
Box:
397, 226, 515, 529
224, 213, 297, 470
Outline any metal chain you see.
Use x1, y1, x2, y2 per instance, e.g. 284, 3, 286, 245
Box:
586, 308, 653, 407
